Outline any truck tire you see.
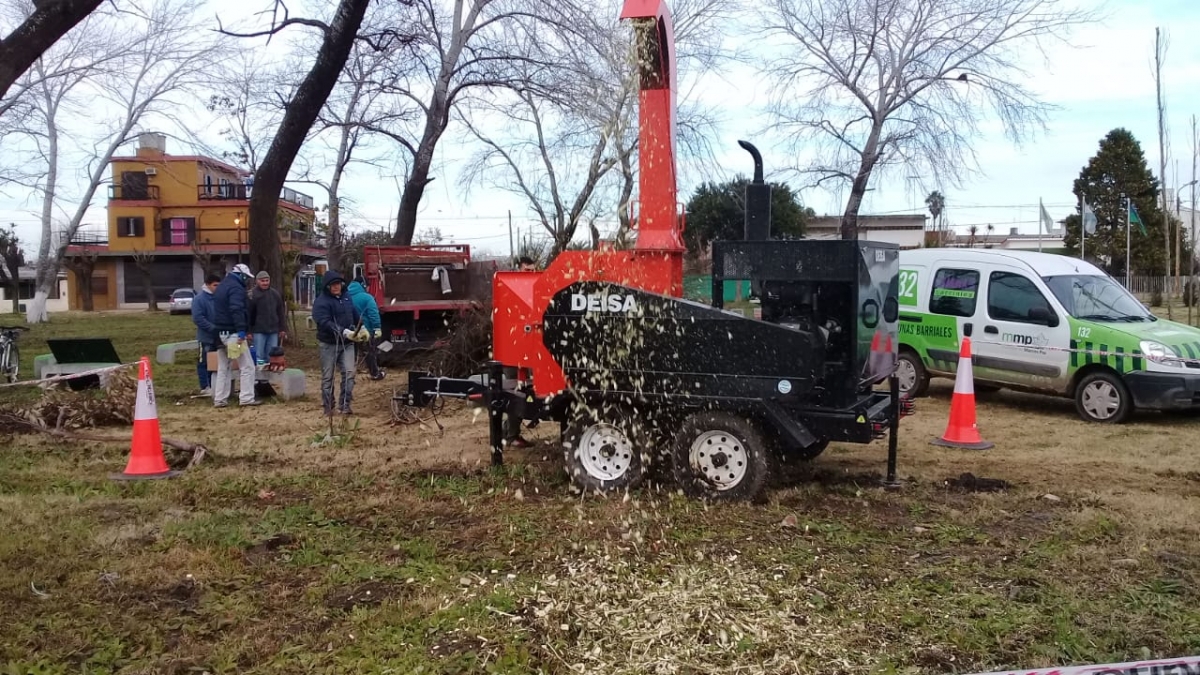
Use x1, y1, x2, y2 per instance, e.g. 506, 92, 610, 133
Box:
562, 404, 649, 494
1074, 371, 1133, 424
794, 438, 829, 461
672, 411, 771, 502
897, 349, 930, 398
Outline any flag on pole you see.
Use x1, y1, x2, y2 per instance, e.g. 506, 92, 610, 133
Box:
1082, 198, 1098, 234
1129, 202, 1147, 235
1039, 201, 1056, 234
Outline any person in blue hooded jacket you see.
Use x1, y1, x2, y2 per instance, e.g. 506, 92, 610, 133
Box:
211, 263, 259, 408
190, 273, 221, 396
311, 270, 364, 415
347, 277, 385, 380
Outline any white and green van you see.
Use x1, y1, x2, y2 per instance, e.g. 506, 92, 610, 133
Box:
896, 248, 1200, 423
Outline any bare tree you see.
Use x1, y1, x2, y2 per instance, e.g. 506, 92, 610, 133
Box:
4, 0, 225, 322
299, 27, 419, 271
386, 0, 567, 245
132, 248, 157, 311
760, 0, 1093, 239
219, 0, 377, 291
0, 0, 103, 104
1154, 27, 1172, 318
458, 0, 730, 255
0, 224, 24, 313
62, 244, 96, 311
197, 52, 294, 174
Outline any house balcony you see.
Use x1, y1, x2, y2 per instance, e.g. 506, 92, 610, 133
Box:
108, 184, 160, 201
196, 184, 315, 210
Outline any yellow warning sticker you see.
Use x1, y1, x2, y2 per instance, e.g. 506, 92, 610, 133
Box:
856, 415, 866, 423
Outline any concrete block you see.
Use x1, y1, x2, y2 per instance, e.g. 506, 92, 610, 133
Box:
156, 340, 200, 365
265, 368, 306, 401
34, 354, 56, 380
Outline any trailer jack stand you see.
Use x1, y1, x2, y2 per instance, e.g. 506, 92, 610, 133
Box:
486, 360, 505, 467
882, 373, 902, 491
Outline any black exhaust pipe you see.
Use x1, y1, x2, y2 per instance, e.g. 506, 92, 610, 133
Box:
738, 140, 772, 242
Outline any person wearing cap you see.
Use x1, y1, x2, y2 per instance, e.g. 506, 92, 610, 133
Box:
311, 269, 364, 415
211, 263, 260, 408
249, 270, 287, 363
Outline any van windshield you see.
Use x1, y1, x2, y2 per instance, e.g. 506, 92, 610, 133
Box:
1042, 274, 1155, 322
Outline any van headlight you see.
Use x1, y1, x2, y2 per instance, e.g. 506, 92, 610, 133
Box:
1140, 340, 1184, 367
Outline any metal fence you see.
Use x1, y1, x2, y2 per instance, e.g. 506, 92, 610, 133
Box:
1116, 275, 1199, 298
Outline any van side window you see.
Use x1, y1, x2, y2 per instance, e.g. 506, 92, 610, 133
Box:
988, 271, 1053, 323
930, 268, 979, 318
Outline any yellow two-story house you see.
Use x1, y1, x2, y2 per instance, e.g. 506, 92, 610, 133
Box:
65, 132, 325, 310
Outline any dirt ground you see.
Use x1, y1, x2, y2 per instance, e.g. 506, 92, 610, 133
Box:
4, 348, 1200, 673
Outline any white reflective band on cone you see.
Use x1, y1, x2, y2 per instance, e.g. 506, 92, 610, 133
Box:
134, 362, 157, 421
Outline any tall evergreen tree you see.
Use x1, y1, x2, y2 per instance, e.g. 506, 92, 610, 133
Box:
683, 177, 814, 258
1062, 128, 1178, 276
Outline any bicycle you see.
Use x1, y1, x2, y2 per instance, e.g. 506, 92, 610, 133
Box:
0, 325, 27, 384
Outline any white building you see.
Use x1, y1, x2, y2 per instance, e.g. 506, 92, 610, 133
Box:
805, 214, 927, 249
0, 267, 70, 314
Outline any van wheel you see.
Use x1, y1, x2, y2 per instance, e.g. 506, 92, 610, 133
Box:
896, 349, 929, 398
1074, 372, 1133, 424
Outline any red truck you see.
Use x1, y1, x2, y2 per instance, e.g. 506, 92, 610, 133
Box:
356, 244, 496, 355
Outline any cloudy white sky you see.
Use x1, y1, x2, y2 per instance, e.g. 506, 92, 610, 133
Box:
3, 0, 1200, 258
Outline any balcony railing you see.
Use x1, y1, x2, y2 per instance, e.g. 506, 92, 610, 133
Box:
108, 184, 160, 201
197, 183, 315, 210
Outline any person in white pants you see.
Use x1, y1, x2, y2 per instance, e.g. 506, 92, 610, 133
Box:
211, 263, 261, 408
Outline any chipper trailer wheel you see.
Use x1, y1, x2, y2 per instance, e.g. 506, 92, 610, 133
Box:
562, 405, 650, 494
672, 411, 772, 502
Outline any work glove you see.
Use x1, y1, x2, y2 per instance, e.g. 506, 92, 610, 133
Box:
372, 329, 382, 339
237, 331, 246, 340
342, 328, 355, 340
354, 327, 370, 342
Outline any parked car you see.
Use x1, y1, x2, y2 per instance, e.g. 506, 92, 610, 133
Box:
169, 288, 195, 315
896, 248, 1200, 423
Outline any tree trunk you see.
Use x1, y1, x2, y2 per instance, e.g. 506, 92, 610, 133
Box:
63, 255, 96, 311
3, 256, 18, 315
29, 97, 61, 324
393, 82, 452, 246
393, 147, 437, 246
247, 0, 371, 282
840, 125, 883, 240
0, 0, 104, 103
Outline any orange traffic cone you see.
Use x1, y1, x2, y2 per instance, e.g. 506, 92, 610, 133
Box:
931, 336, 993, 450
111, 357, 181, 480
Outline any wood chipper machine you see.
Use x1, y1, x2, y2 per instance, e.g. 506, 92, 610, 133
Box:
397, 0, 912, 502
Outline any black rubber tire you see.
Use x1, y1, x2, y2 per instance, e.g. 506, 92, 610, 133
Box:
897, 349, 930, 398
4, 343, 17, 384
794, 438, 830, 461
672, 411, 772, 502
1073, 371, 1134, 424
562, 404, 649, 494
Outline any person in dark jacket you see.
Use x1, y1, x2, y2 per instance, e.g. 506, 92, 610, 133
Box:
347, 277, 384, 380
211, 263, 259, 408
249, 270, 287, 363
190, 273, 221, 395
311, 270, 365, 415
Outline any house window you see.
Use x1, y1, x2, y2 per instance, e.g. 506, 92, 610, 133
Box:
159, 217, 196, 245
930, 268, 979, 318
116, 216, 145, 238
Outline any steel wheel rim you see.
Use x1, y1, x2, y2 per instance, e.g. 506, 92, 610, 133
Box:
1082, 381, 1120, 419
896, 357, 917, 392
689, 430, 748, 491
577, 423, 633, 482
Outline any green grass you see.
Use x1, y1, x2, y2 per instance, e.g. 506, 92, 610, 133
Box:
1, 311, 1199, 673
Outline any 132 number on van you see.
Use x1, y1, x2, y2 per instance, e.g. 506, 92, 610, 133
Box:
1077, 326, 1091, 339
